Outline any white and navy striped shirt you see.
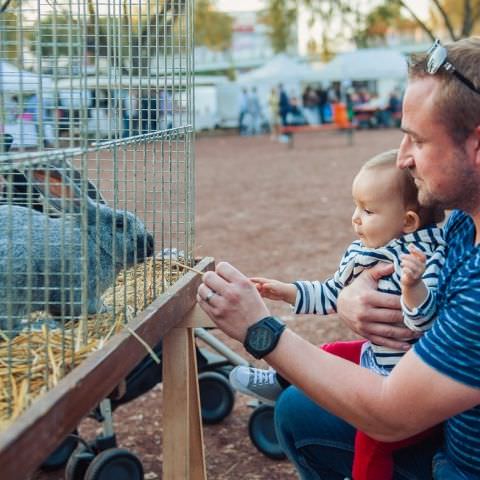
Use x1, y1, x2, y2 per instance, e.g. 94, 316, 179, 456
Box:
415, 210, 480, 476
294, 226, 447, 371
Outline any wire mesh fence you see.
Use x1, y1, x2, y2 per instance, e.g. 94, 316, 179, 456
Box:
0, 0, 194, 426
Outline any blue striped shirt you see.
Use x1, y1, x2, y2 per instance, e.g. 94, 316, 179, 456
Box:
294, 226, 447, 371
415, 210, 480, 475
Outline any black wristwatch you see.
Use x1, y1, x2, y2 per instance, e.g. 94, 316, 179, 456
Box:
243, 316, 286, 359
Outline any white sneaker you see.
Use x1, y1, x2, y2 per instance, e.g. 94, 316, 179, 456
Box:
229, 366, 283, 405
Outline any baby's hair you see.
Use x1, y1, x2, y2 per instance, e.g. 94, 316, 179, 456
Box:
361, 149, 445, 226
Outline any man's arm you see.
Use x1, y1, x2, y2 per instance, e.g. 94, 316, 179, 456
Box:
337, 263, 420, 350
198, 262, 480, 441
266, 328, 480, 441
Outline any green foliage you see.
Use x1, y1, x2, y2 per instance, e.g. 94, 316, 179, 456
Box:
355, 0, 480, 44
353, 2, 417, 47
20, 0, 187, 75
0, 11, 20, 61
194, 0, 233, 51
259, 0, 297, 54
27, 14, 83, 57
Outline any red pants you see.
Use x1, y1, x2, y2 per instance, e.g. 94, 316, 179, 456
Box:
321, 340, 439, 480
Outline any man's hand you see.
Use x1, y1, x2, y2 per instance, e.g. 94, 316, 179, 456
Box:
337, 263, 419, 350
197, 262, 270, 343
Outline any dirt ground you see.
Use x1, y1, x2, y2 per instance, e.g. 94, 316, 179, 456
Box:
34, 128, 403, 480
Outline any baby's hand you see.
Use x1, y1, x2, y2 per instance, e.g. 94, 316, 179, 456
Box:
401, 244, 426, 287
250, 277, 296, 304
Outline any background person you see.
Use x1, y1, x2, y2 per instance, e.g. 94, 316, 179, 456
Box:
247, 87, 262, 135
268, 86, 280, 140
238, 88, 249, 135
197, 37, 480, 479
278, 83, 290, 127
302, 85, 319, 125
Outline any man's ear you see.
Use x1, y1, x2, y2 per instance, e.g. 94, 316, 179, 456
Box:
470, 125, 480, 166
403, 210, 421, 234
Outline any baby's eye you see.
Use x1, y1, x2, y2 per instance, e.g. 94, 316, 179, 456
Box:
364, 208, 374, 215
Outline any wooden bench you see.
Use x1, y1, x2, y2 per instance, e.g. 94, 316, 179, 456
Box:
279, 123, 355, 148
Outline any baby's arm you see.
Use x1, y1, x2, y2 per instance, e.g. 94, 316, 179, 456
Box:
400, 245, 428, 310
250, 277, 297, 305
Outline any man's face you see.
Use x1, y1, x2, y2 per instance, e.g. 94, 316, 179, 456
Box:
397, 77, 480, 213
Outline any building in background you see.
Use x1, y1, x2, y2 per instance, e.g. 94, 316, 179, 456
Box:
195, 10, 298, 75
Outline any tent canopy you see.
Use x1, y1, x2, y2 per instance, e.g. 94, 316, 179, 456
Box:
318, 48, 408, 83
237, 54, 321, 85
0, 61, 53, 95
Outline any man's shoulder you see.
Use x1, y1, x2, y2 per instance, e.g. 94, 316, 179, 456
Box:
444, 210, 473, 238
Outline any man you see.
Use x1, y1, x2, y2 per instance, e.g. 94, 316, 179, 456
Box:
278, 83, 290, 127
197, 37, 480, 479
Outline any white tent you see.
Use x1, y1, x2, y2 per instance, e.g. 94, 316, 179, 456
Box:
319, 48, 407, 82
0, 61, 54, 95
237, 54, 321, 86
318, 48, 407, 99
236, 54, 322, 118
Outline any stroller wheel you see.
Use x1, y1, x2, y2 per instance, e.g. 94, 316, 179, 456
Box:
84, 448, 143, 480
248, 404, 286, 460
41, 430, 79, 470
198, 371, 235, 424
65, 444, 96, 480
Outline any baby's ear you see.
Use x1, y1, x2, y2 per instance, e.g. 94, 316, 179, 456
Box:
403, 210, 421, 234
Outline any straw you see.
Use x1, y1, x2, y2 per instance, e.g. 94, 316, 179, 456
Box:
0, 257, 194, 428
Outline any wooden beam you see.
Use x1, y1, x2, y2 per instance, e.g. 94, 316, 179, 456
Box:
163, 305, 212, 479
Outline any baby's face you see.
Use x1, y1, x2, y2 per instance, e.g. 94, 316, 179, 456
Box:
351, 168, 408, 248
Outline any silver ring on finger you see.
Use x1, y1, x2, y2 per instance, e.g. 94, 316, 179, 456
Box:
205, 290, 216, 303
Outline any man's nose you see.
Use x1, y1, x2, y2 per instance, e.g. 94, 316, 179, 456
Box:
397, 138, 412, 169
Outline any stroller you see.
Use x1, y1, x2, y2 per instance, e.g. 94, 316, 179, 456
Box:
40, 327, 284, 479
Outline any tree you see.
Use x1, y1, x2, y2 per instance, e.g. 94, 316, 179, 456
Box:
194, 0, 233, 51
353, 2, 419, 47
300, 1, 480, 55
0, 10, 20, 62
363, 0, 480, 42
425, 0, 480, 39
259, 0, 297, 54
29, 14, 83, 58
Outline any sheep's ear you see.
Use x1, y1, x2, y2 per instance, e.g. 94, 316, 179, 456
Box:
31, 168, 82, 214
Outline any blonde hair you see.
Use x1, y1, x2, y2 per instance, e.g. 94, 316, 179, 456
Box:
408, 37, 480, 145
361, 149, 445, 225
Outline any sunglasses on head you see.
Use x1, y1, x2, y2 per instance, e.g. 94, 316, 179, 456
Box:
426, 39, 480, 95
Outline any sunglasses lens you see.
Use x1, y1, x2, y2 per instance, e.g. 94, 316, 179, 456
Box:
427, 44, 447, 74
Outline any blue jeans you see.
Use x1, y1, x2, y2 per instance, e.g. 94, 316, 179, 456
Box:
275, 386, 442, 480
433, 451, 479, 479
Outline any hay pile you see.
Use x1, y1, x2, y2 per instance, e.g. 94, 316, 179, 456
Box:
0, 257, 188, 430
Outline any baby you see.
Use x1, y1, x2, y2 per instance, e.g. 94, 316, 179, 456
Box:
230, 149, 447, 480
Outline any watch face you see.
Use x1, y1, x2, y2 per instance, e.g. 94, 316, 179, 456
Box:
249, 325, 274, 353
